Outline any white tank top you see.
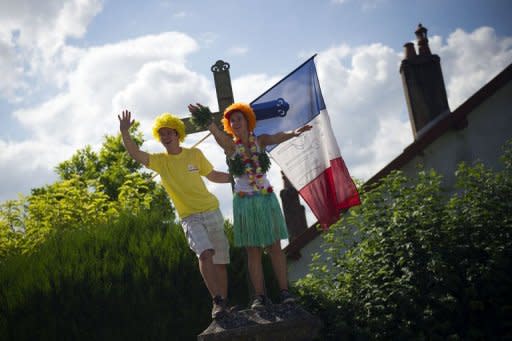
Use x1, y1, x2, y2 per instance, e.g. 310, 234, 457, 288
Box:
230, 137, 271, 193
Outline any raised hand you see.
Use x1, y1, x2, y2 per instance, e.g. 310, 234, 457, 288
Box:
294, 124, 313, 136
118, 110, 134, 132
187, 103, 202, 114
188, 103, 213, 128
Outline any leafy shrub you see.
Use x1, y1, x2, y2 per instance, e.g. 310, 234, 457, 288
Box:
297, 141, 512, 340
0, 210, 209, 340
0, 211, 283, 340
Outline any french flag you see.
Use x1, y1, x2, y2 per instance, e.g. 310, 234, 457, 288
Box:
251, 55, 360, 229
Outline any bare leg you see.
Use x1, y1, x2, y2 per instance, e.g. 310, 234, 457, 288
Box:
266, 240, 289, 291
198, 249, 221, 298
215, 263, 228, 299
246, 246, 265, 295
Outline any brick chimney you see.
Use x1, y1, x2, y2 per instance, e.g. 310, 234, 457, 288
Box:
400, 24, 450, 138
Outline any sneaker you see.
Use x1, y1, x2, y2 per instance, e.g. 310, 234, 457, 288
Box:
211, 295, 227, 319
279, 289, 297, 304
250, 295, 267, 310
227, 304, 242, 313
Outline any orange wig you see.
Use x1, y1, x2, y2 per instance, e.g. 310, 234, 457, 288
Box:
222, 102, 256, 136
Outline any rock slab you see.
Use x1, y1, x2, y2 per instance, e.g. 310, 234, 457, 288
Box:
198, 304, 322, 341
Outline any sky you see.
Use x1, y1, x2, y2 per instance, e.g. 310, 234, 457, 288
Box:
1, 0, 511, 225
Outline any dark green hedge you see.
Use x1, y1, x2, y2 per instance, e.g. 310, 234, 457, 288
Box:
297, 141, 512, 340
0, 209, 282, 340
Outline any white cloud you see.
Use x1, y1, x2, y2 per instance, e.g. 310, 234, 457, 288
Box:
2, 31, 212, 202
0, 36, 26, 101
433, 27, 512, 109
1, 25, 511, 229
227, 46, 249, 56
315, 42, 407, 179
14, 32, 203, 146
364, 117, 411, 177
0, 0, 102, 101
361, 0, 386, 11
173, 11, 187, 18
330, 0, 386, 10
231, 74, 283, 103
0, 138, 72, 200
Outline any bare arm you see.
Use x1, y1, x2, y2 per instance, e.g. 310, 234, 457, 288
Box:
258, 124, 313, 148
188, 103, 236, 155
206, 170, 232, 183
118, 110, 150, 166
207, 121, 236, 156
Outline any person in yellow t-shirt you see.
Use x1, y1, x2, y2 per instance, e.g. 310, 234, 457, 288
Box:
118, 110, 231, 320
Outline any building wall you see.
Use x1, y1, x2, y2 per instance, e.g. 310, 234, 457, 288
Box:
287, 233, 323, 282
401, 80, 512, 185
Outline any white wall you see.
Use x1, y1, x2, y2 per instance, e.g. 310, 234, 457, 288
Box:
287, 235, 324, 283
401, 80, 512, 185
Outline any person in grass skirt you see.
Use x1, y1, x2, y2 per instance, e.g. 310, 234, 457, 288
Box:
188, 102, 312, 309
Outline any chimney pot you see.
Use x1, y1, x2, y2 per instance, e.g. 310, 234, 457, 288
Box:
415, 23, 432, 56
403, 42, 417, 60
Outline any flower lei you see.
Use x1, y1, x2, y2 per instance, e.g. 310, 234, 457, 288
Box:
231, 133, 272, 194
228, 152, 271, 177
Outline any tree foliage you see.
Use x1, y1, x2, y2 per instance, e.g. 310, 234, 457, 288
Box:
297, 140, 512, 340
0, 124, 174, 259
0, 211, 278, 340
55, 121, 148, 201
0, 211, 208, 340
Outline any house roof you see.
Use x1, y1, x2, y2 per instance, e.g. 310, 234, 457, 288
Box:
284, 62, 512, 260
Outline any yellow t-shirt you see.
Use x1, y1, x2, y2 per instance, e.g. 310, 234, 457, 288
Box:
147, 148, 219, 219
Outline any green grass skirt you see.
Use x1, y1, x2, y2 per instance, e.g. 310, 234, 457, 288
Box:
233, 192, 288, 247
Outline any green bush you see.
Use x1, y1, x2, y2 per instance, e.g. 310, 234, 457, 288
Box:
297, 140, 512, 340
0, 210, 210, 340
0, 210, 282, 340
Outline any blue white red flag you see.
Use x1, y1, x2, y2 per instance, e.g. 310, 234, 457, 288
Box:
251, 55, 360, 228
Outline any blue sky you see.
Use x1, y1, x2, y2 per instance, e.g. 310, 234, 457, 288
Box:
1, 0, 511, 223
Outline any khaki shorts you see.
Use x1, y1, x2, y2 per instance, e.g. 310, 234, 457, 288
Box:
181, 209, 230, 264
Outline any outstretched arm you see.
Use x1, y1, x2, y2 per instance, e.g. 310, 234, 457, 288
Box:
188, 103, 236, 156
118, 110, 150, 166
206, 170, 232, 183
258, 124, 313, 148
